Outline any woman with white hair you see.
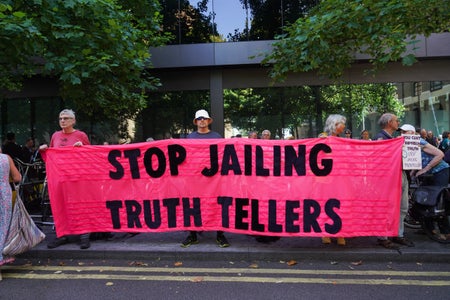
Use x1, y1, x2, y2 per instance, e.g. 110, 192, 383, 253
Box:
319, 114, 347, 246
321, 114, 346, 137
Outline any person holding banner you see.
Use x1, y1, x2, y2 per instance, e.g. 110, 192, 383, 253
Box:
248, 131, 258, 139
360, 130, 371, 141
375, 113, 414, 249
319, 114, 347, 246
0, 149, 22, 265
181, 109, 230, 248
39, 109, 92, 250
261, 130, 271, 140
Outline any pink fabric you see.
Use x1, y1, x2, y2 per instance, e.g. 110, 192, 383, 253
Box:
44, 137, 403, 237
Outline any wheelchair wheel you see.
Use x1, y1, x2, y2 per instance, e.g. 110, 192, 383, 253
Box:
404, 213, 421, 229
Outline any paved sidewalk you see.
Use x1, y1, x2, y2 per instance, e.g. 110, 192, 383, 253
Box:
18, 226, 450, 263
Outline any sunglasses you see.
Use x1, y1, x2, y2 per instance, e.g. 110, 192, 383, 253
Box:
196, 117, 209, 121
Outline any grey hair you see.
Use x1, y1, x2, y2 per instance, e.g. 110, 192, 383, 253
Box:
59, 109, 76, 120
262, 129, 271, 136
324, 114, 346, 136
248, 131, 258, 137
377, 113, 395, 129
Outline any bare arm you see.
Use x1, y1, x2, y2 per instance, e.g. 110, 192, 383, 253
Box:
8, 155, 21, 183
416, 143, 444, 176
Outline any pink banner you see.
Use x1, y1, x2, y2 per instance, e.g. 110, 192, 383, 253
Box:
44, 137, 403, 237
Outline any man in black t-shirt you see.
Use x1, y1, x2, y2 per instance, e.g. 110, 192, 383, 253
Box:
180, 109, 230, 248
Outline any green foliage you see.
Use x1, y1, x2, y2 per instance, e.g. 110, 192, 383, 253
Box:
0, 2, 45, 91
139, 90, 210, 139
159, 0, 219, 44
224, 84, 403, 138
320, 83, 404, 128
263, 0, 450, 80
0, 0, 167, 122
228, 0, 318, 41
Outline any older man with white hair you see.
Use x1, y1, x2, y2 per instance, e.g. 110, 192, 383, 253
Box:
374, 113, 414, 249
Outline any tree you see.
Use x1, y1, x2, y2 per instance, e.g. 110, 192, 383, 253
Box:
159, 0, 219, 44
320, 84, 404, 130
228, 0, 318, 41
263, 0, 450, 81
223, 83, 402, 138
0, 0, 167, 121
140, 90, 210, 140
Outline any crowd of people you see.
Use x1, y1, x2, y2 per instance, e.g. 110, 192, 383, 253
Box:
1, 133, 38, 164
1, 108, 450, 264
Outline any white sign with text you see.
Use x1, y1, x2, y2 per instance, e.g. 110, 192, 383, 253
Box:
402, 134, 422, 170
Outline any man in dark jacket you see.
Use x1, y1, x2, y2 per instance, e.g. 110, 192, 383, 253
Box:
2, 132, 22, 161
375, 113, 414, 249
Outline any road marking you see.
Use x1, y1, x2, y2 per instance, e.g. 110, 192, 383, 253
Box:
3, 265, 450, 277
2, 265, 450, 286
2, 273, 450, 286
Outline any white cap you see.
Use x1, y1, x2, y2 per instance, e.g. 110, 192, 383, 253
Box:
399, 124, 416, 132
193, 109, 211, 124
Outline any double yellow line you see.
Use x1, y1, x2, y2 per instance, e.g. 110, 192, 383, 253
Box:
2, 265, 450, 286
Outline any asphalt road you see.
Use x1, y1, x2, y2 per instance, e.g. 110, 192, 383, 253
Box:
1, 256, 450, 300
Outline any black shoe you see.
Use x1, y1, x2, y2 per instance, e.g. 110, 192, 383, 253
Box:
181, 234, 199, 248
391, 237, 414, 247
47, 236, 68, 249
255, 236, 280, 244
80, 235, 91, 249
216, 234, 230, 248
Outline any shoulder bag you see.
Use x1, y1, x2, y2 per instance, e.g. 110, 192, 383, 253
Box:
2, 187, 46, 256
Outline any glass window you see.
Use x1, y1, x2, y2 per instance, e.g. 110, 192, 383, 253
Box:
430, 81, 443, 92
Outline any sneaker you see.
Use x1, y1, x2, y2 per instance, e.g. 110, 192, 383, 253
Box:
377, 239, 400, 250
181, 234, 199, 248
391, 236, 414, 247
80, 236, 91, 249
337, 237, 346, 246
216, 234, 230, 248
47, 236, 69, 249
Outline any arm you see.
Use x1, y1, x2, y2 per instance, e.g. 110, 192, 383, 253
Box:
416, 143, 444, 176
8, 155, 21, 183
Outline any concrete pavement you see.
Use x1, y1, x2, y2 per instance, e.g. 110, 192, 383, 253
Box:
18, 226, 450, 263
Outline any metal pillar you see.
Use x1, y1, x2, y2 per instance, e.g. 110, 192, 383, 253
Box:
210, 70, 224, 136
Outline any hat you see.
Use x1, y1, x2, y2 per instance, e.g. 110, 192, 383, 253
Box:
193, 109, 211, 124
399, 124, 416, 132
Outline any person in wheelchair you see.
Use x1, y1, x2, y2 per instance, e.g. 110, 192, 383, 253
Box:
400, 124, 450, 240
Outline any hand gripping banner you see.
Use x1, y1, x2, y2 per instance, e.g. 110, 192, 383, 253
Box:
43, 137, 403, 238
